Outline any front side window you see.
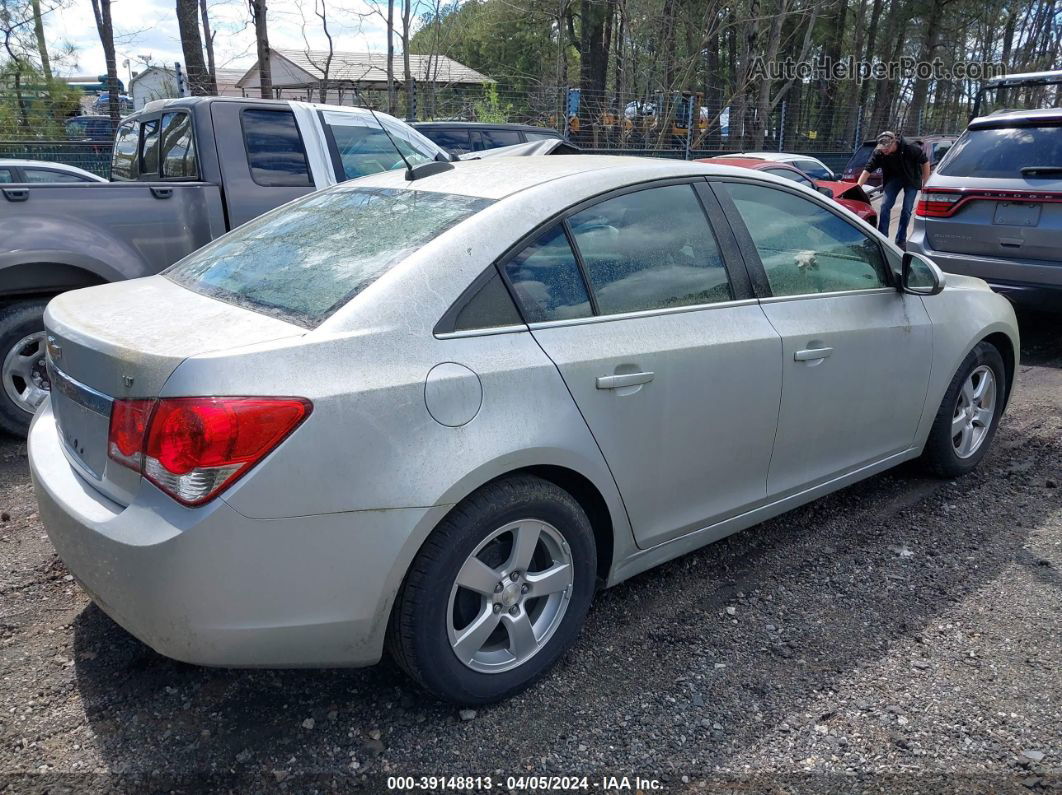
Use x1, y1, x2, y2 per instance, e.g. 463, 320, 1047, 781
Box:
726, 182, 889, 296
166, 187, 492, 327
111, 121, 139, 180
502, 225, 593, 322
23, 169, 90, 183
242, 109, 312, 187
0, 168, 14, 183
567, 184, 732, 315
320, 111, 436, 181
160, 112, 197, 179
764, 166, 813, 187
794, 159, 832, 180
140, 118, 160, 176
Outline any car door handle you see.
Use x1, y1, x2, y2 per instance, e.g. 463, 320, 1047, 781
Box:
596, 371, 655, 389
2, 188, 28, 202
794, 347, 834, 362
150, 187, 173, 199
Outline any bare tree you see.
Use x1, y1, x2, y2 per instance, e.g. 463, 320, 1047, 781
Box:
200, 0, 218, 93
90, 0, 122, 126
249, 0, 272, 98
176, 0, 210, 95
298, 0, 334, 102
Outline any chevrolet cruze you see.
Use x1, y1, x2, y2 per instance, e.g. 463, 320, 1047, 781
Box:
29, 156, 1019, 703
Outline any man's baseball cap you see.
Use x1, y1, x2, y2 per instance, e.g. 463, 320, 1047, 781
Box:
876, 130, 897, 144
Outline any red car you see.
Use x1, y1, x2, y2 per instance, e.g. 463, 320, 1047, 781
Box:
695, 157, 878, 226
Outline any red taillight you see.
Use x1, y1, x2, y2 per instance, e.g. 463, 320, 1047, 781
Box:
107, 396, 311, 506
915, 191, 963, 218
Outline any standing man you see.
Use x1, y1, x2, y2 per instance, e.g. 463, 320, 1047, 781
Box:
857, 130, 930, 250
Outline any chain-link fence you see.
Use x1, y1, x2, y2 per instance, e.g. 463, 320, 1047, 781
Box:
4, 76, 1056, 180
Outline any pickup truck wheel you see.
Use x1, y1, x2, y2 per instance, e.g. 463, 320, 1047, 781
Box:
0, 301, 50, 436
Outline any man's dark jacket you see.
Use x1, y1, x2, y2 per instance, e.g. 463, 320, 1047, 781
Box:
865, 137, 928, 188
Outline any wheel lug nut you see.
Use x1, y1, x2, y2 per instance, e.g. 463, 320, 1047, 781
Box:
521, 584, 529, 594
511, 571, 520, 581
508, 605, 519, 616
494, 583, 503, 593
493, 603, 501, 614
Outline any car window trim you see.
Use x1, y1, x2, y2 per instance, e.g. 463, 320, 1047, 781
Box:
525, 298, 762, 330
240, 106, 313, 188
137, 115, 162, 179
709, 176, 896, 298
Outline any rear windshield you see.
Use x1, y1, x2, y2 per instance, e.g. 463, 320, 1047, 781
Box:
845, 144, 876, 174
938, 125, 1062, 178
165, 187, 492, 327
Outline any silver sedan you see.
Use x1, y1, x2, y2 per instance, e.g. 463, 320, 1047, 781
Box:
29, 156, 1019, 704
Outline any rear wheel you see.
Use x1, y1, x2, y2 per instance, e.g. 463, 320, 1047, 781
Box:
389, 475, 597, 704
921, 341, 1006, 477
0, 300, 51, 437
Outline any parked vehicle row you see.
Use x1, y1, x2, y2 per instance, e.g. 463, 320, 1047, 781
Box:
30, 155, 1018, 704
0, 160, 106, 184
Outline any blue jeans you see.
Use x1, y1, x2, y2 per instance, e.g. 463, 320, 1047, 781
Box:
878, 180, 919, 247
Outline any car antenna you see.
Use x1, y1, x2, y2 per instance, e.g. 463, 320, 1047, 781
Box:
352, 88, 454, 181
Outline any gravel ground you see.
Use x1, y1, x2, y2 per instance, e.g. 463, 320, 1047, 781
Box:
0, 311, 1059, 794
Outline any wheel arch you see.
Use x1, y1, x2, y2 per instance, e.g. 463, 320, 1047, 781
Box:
980, 331, 1016, 407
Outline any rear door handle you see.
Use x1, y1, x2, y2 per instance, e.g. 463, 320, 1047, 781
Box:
2, 188, 28, 202
150, 187, 173, 199
596, 371, 654, 389
794, 347, 833, 362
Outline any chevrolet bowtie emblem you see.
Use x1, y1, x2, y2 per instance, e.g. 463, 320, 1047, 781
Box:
46, 336, 61, 362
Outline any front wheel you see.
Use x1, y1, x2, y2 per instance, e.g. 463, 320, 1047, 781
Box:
921, 341, 1006, 478
0, 300, 51, 437
388, 475, 597, 704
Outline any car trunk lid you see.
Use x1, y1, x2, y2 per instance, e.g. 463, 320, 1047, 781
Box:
43, 276, 305, 506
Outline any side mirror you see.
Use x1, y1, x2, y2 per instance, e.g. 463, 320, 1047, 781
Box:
900, 251, 946, 295
816, 185, 834, 197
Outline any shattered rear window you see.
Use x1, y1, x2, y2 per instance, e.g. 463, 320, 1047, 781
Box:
165, 187, 492, 327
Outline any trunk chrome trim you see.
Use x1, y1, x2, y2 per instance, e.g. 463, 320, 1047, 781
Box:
47, 363, 113, 417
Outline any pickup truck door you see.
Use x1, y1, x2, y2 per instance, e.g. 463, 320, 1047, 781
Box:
210, 101, 317, 228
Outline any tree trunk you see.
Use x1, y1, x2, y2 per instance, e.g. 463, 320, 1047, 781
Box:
907, 0, 946, 135
819, 0, 849, 146
752, 0, 786, 149
250, 0, 272, 99
90, 0, 122, 127
386, 0, 396, 113
200, 0, 218, 94
177, 0, 210, 95
30, 0, 51, 81
402, 0, 413, 119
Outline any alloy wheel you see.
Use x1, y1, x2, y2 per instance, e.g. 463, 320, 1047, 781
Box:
951, 364, 995, 459
447, 519, 574, 674
2, 332, 50, 416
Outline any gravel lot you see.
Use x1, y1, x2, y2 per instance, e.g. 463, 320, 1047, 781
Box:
0, 310, 1059, 793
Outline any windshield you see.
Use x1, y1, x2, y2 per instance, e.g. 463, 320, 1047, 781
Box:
166, 187, 493, 327
320, 110, 440, 181
938, 125, 1062, 178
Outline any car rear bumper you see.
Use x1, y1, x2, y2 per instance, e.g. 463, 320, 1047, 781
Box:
29, 400, 442, 668
908, 227, 1062, 309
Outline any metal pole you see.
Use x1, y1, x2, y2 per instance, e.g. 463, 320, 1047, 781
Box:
778, 99, 787, 152
684, 95, 694, 160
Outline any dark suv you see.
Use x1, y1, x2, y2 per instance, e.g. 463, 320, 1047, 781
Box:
907, 109, 1062, 309
412, 122, 561, 155
841, 135, 957, 187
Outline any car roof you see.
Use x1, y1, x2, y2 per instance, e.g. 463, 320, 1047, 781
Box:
697, 156, 786, 170
968, 108, 1062, 129
413, 121, 559, 133
350, 154, 776, 200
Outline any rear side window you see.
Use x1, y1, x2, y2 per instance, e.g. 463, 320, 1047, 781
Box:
140, 118, 160, 176
160, 112, 197, 179
0, 168, 15, 183
423, 128, 473, 153
794, 159, 831, 179
111, 121, 139, 180
938, 126, 1062, 178
452, 270, 522, 331
242, 109, 312, 187
763, 166, 812, 186
502, 225, 593, 322
480, 129, 522, 148
568, 184, 732, 314
166, 187, 492, 327
523, 130, 559, 142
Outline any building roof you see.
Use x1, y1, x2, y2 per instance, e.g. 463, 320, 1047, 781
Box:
236, 49, 490, 90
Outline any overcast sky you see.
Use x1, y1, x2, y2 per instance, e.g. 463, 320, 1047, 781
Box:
45, 0, 397, 80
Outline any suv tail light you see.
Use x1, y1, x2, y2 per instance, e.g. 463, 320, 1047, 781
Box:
107, 397, 312, 506
916, 191, 963, 217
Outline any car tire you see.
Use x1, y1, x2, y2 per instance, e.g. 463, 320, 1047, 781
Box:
0, 300, 51, 437
388, 474, 597, 704
921, 341, 1006, 478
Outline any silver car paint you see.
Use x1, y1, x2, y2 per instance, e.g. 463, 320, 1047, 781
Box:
30, 156, 1020, 668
